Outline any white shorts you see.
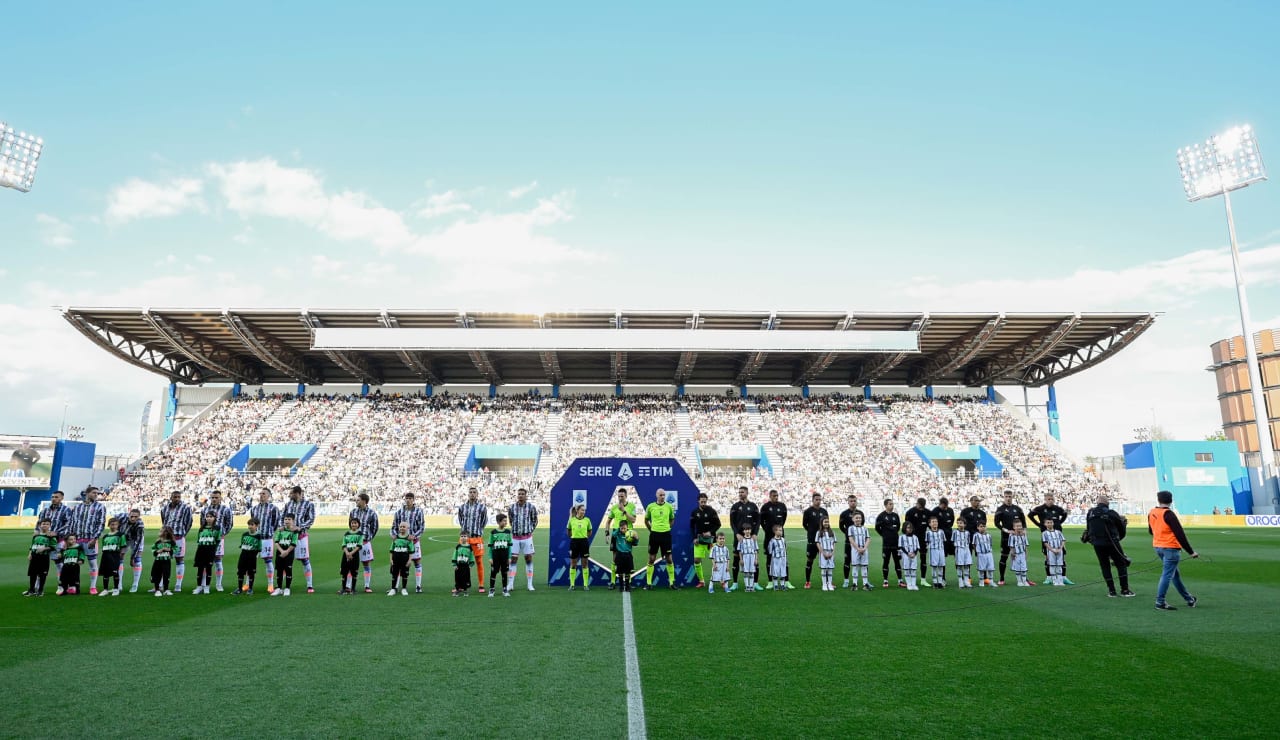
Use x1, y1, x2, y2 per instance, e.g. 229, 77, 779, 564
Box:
1011, 552, 1027, 571
260, 537, 275, 560
511, 536, 535, 556
954, 549, 973, 566
215, 538, 226, 558
412, 539, 422, 561
740, 553, 757, 573
130, 545, 144, 567
818, 552, 835, 569
977, 552, 995, 572
851, 550, 869, 567
296, 533, 310, 560
929, 550, 946, 568
174, 538, 187, 559
902, 552, 918, 570
360, 542, 374, 562
711, 562, 729, 582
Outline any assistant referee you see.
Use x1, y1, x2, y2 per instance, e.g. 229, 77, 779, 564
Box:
644, 489, 677, 590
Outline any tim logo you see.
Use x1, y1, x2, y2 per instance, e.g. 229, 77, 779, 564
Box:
618, 463, 634, 481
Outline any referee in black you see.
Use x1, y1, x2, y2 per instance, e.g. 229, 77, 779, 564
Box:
1029, 493, 1072, 584
838, 494, 865, 588
729, 486, 759, 590
993, 489, 1027, 586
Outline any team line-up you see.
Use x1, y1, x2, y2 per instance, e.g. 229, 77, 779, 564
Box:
21, 482, 1140, 599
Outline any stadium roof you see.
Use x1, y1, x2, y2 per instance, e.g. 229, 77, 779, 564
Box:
62, 308, 1156, 389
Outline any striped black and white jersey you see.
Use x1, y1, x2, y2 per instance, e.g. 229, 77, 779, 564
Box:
816, 532, 836, 554
282, 499, 316, 532
201, 504, 234, 537
767, 537, 787, 560
113, 514, 145, 550
1042, 529, 1065, 551
457, 501, 487, 536
1010, 533, 1028, 555
898, 534, 919, 556
710, 544, 730, 565
249, 503, 281, 537
925, 529, 947, 554
737, 537, 759, 556
160, 501, 194, 537
36, 503, 74, 536
972, 532, 993, 555
952, 528, 972, 552
846, 525, 870, 550
507, 501, 539, 537
392, 506, 425, 539
349, 506, 380, 541
72, 501, 107, 539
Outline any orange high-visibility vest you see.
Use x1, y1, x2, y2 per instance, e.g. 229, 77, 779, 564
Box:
1148, 507, 1180, 549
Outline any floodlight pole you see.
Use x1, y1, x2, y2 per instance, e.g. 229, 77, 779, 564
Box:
1221, 188, 1276, 474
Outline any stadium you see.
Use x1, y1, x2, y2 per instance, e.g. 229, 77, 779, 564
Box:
7, 7, 1280, 739
6, 303, 1279, 738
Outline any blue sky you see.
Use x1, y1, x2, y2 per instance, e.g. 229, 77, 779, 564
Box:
3, 2, 1279, 455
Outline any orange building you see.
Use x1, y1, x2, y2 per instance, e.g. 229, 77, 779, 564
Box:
1209, 328, 1280, 457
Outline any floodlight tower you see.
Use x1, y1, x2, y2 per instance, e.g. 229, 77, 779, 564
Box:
0, 120, 45, 192
1177, 125, 1274, 474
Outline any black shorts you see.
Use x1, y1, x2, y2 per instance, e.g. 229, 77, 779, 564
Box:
492, 552, 510, 568
100, 551, 121, 574
648, 531, 672, 556
807, 542, 819, 559
570, 538, 590, 558
615, 552, 634, 572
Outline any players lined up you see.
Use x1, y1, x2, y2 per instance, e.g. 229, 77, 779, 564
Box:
594, 486, 1075, 592
23, 484, 541, 598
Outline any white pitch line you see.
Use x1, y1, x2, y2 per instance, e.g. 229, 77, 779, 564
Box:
622, 592, 648, 740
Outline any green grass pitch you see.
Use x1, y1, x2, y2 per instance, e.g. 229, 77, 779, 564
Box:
1, 528, 1277, 739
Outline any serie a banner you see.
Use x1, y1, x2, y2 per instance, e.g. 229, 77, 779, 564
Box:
547, 457, 700, 587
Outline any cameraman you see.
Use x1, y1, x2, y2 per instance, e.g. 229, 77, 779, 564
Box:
1082, 493, 1133, 598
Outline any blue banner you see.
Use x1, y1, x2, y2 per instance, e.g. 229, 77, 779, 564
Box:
547, 457, 700, 587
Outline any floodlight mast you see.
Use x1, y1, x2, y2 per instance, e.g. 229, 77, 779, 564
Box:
1177, 125, 1274, 473
0, 120, 45, 193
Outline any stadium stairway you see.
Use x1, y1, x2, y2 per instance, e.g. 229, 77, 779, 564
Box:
853, 477, 885, 521
744, 400, 784, 477
867, 404, 933, 472
674, 406, 699, 472
535, 404, 564, 478
453, 413, 487, 470
249, 399, 297, 442
306, 398, 367, 466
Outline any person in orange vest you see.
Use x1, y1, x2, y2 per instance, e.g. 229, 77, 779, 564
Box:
1148, 490, 1199, 611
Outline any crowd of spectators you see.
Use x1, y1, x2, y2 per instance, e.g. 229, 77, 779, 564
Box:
104, 391, 1120, 519
254, 394, 355, 443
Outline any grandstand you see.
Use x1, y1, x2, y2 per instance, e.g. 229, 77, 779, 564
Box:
62, 308, 1155, 518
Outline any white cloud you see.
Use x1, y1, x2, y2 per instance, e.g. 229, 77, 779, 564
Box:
416, 190, 472, 219
508, 181, 538, 199
105, 177, 205, 224
35, 214, 74, 247
899, 243, 1280, 312
207, 158, 415, 250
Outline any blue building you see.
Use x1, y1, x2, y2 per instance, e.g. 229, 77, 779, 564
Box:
1121, 440, 1251, 514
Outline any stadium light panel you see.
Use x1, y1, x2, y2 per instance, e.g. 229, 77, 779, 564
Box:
1177, 124, 1266, 202
0, 121, 44, 193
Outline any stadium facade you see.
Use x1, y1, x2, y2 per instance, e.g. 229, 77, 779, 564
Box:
1210, 327, 1280, 461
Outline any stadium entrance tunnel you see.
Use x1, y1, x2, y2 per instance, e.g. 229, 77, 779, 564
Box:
914, 444, 1003, 478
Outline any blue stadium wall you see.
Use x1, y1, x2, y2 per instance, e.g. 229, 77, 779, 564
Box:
1122, 440, 1251, 514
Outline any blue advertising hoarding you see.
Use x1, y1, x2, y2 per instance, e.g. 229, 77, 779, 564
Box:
547, 457, 699, 587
